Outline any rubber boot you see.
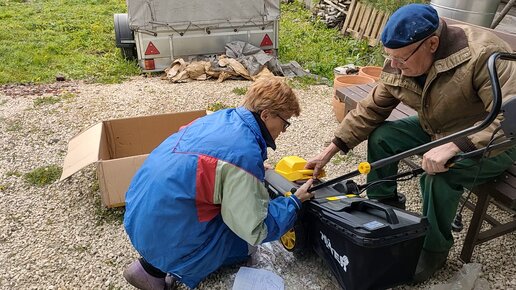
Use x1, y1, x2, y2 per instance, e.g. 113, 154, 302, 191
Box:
412, 249, 448, 283
123, 259, 178, 290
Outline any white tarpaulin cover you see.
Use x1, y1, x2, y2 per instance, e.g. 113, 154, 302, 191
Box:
127, 0, 280, 29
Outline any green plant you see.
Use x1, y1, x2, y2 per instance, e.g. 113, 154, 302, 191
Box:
279, 2, 383, 83
287, 75, 324, 89
90, 180, 125, 225
331, 151, 356, 165
232, 87, 247, 96
34, 95, 60, 106
207, 101, 232, 112
6, 119, 22, 132
360, 0, 428, 13
6, 170, 22, 177
24, 165, 62, 186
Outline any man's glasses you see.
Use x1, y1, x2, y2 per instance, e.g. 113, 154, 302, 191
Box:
276, 114, 291, 130
383, 35, 432, 65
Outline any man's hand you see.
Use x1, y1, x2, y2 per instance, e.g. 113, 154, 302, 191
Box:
294, 178, 314, 202
305, 143, 340, 177
422, 142, 461, 174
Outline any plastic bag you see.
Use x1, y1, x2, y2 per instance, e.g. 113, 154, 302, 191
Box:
428, 263, 490, 290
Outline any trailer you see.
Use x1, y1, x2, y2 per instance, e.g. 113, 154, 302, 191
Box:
114, 0, 280, 72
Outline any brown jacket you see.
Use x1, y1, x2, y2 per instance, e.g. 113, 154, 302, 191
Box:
335, 21, 516, 155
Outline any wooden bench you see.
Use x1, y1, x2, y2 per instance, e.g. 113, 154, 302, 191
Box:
335, 83, 516, 263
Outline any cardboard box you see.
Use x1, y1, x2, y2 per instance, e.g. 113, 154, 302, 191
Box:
60, 110, 206, 207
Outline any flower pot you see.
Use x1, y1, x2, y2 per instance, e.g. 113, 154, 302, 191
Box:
358, 66, 382, 81
332, 75, 375, 122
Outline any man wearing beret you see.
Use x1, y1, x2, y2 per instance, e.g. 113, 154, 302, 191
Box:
306, 3, 516, 283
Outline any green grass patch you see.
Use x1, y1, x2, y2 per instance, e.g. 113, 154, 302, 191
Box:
279, 2, 383, 83
34, 95, 60, 106
0, 0, 140, 85
6, 119, 22, 132
207, 101, 232, 112
287, 75, 322, 89
24, 164, 62, 186
6, 170, 22, 177
232, 87, 248, 96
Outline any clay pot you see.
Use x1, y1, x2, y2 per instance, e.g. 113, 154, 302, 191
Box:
358, 66, 383, 81
332, 75, 375, 122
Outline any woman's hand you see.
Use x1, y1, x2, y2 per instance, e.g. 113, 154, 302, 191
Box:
294, 178, 315, 202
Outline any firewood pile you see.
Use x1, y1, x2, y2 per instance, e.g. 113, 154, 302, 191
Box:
312, 0, 353, 29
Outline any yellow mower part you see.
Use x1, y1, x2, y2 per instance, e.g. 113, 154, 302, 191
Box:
280, 228, 297, 251
275, 156, 325, 181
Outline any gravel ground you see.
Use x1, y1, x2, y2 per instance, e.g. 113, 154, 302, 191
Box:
0, 77, 515, 289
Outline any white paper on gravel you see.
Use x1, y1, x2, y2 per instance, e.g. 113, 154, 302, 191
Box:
232, 267, 284, 290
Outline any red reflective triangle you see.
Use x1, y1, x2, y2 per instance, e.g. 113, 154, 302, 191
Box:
145, 41, 160, 55
260, 34, 273, 47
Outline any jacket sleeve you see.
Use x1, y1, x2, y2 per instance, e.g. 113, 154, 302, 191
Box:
458, 44, 516, 152
334, 83, 400, 149
215, 161, 300, 246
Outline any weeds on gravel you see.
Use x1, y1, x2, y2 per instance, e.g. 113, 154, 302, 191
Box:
90, 180, 125, 225
287, 75, 321, 89
6, 119, 22, 132
24, 165, 62, 186
207, 102, 232, 112
331, 151, 357, 165
232, 87, 248, 96
34, 96, 60, 106
6, 170, 22, 177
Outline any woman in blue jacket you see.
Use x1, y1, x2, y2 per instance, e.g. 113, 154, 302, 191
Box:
123, 77, 314, 289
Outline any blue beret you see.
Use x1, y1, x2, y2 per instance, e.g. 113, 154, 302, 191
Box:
381, 4, 439, 49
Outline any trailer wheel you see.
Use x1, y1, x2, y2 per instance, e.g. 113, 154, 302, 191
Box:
114, 13, 136, 61
280, 224, 308, 254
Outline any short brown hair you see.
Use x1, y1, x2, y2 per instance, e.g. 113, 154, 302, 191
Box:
242, 77, 301, 117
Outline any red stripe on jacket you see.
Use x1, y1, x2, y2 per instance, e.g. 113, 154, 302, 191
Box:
195, 155, 221, 222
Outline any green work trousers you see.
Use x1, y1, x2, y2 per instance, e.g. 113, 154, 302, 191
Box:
366, 116, 516, 253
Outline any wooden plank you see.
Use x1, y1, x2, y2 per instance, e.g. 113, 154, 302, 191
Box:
358, 5, 372, 39
341, 0, 357, 34
363, 6, 376, 38
351, 3, 366, 39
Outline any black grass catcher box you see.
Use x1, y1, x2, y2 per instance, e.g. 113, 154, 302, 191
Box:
265, 170, 429, 290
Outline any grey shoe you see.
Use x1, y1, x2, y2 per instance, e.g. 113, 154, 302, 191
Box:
123, 260, 177, 290
412, 250, 448, 283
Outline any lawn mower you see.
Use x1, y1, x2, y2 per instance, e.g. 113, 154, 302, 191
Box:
264, 52, 516, 290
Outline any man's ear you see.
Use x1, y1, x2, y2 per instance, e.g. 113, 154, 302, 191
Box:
429, 36, 440, 53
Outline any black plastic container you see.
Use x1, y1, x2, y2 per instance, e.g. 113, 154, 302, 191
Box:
265, 171, 429, 290
306, 197, 428, 290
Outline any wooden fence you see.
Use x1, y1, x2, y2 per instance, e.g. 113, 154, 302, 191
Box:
341, 0, 391, 46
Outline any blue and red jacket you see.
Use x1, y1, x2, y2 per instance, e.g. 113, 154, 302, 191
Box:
124, 107, 301, 288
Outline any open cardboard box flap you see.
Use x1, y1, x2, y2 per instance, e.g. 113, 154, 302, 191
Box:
60, 110, 206, 207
